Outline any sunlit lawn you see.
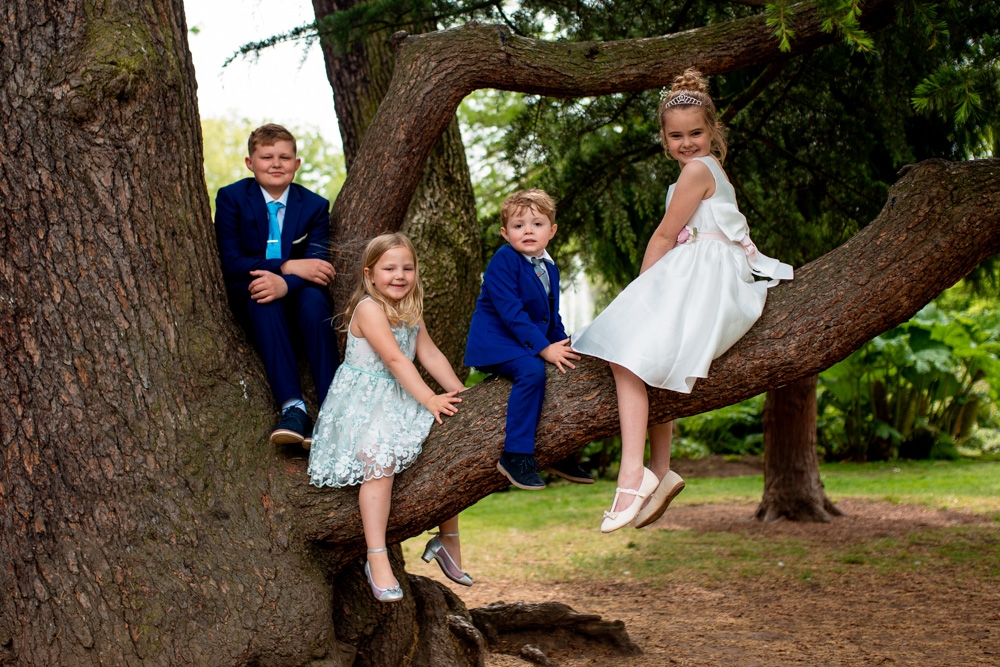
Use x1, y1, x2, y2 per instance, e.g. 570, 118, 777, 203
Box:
402, 460, 1000, 585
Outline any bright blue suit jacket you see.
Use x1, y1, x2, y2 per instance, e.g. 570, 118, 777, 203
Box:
464, 244, 568, 367
214, 178, 330, 295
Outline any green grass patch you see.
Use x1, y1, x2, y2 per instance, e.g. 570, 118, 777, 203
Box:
819, 459, 1000, 514
403, 460, 1000, 588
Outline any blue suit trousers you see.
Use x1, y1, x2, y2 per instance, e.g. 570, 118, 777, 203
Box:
229, 285, 339, 408
479, 355, 547, 455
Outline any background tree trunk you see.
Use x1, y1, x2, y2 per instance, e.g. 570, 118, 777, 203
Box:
312, 0, 481, 375
756, 376, 843, 522
0, 1, 342, 664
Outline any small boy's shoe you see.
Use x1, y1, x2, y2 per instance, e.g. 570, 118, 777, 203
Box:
545, 456, 595, 484
301, 431, 312, 451
270, 407, 312, 446
496, 451, 546, 490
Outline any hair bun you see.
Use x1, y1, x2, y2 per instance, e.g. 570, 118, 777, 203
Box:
671, 68, 709, 94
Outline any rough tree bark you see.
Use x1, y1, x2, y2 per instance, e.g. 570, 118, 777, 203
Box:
311, 0, 481, 374
0, 1, 339, 664
756, 375, 844, 522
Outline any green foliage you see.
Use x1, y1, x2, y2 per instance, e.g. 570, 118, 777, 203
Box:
200, 115, 345, 214
765, 2, 797, 52
675, 395, 765, 457
818, 300, 1000, 462
911, 33, 1000, 156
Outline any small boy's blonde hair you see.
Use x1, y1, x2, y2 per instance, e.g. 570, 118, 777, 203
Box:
248, 124, 297, 157
500, 189, 556, 227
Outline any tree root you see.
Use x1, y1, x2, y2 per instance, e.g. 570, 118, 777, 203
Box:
470, 600, 642, 661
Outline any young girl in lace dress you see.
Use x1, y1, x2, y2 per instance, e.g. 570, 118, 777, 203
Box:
572, 69, 793, 533
308, 233, 472, 602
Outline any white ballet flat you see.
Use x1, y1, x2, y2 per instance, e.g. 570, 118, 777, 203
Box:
633, 470, 686, 529
600, 468, 659, 533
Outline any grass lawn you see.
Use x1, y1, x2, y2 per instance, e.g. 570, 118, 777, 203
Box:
402, 459, 1000, 585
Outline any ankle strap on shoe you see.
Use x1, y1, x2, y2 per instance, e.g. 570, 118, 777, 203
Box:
367, 547, 388, 554
434, 532, 460, 538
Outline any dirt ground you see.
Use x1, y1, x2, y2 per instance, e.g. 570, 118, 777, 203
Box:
435, 459, 1000, 667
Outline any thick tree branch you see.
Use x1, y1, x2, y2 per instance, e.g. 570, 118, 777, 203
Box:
292, 158, 1000, 565
328, 0, 898, 307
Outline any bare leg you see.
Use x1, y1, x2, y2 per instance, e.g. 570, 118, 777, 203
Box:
359, 474, 397, 589
437, 515, 462, 569
611, 362, 649, 512
648, 421, 673, 480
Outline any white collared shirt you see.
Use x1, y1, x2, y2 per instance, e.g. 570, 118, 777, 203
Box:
259, 186, 290, 233
519, 249, 554, 265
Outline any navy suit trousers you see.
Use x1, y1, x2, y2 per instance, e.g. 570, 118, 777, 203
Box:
478, 355, 547, 455
229, 285, 339, 408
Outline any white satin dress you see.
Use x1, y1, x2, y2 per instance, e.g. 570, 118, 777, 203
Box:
571, 156, 793, 393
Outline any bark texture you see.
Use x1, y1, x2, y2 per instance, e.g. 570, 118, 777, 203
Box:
312, 0, 481, 375
292, 158, 1000, 557
0, 1, 338, 664
756, 376, 843, 522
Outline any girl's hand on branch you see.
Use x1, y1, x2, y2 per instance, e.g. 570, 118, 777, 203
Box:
424, 391, 462, 423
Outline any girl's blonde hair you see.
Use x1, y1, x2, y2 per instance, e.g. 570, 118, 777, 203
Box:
342, 233, 424, 329
658, 68, 728, 164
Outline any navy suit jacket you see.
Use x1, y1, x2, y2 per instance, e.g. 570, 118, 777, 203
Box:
465, 244, 568, 367
214, 178, 330, 295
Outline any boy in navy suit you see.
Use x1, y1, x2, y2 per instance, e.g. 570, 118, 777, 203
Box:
465, 189, 593, 489
215, 124, 339, 446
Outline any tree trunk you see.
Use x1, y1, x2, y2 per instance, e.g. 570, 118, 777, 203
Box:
756, 376, 843, 522
312, 0, 481, 375
0, 1, 339, 664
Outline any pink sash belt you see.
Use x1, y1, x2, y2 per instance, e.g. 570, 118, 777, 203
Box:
676, 226, 793, 285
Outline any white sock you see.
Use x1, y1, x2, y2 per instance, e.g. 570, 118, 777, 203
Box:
282, 399, 306, 414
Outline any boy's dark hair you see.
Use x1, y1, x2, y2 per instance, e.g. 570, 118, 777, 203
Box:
248, 124, 297, 157
500, 189, 556, 227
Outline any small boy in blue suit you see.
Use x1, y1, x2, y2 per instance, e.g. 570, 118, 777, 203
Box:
465, 189, 593, 490
215, 124, 339, 446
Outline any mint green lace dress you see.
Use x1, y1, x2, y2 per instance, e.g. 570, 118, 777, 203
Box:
307, 301, 434, 488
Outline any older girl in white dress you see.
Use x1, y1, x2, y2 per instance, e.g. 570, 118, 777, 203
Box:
572, 70, 792, 533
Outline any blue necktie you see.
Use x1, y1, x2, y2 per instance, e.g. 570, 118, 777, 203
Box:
266, 201, 284, 259
530, 257, 550, 295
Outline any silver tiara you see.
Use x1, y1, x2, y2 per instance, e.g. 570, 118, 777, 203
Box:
662, 92, 703, 109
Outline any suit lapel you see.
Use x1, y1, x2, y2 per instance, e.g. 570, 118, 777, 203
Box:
246, 180, 270, 251
547, 261, 559, 312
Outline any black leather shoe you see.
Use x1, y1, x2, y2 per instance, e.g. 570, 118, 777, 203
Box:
545, 456, 595, 484
496, 452, 546, 490
270, 407, 312, 445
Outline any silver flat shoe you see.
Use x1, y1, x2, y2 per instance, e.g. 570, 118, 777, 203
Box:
365, 549, 403, 602
422, 533, 473, 586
